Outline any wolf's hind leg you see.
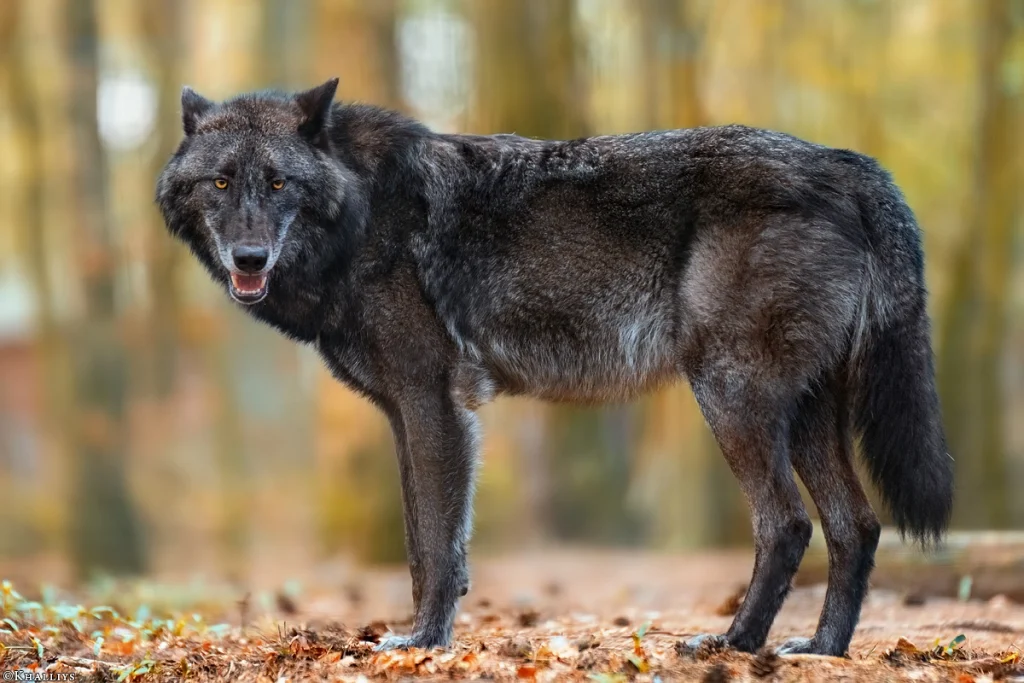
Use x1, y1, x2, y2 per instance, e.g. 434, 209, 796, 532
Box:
778, 379, 880, 657
680, 368, 812, 654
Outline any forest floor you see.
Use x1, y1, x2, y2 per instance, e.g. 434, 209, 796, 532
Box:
2, 549, 1023, 682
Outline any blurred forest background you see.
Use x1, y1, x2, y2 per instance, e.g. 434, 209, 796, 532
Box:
0, 0, 1022, 587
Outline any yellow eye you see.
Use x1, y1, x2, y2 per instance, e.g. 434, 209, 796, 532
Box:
214, 178, 228, 190
271, 179, 285, 191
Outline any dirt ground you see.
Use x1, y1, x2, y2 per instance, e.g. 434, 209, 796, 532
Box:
3, 549, 1023, 681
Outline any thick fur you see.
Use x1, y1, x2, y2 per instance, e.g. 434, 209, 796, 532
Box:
157, 80, 953, 656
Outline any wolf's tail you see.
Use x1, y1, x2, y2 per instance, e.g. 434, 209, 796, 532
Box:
846, 159, 953, 546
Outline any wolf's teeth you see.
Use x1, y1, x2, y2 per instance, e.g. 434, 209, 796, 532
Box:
230, 272, 268, 293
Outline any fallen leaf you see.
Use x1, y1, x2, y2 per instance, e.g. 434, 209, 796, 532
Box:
517, 663, 538, 680
715, 585, 747, 617
627, 653, 650, 673
703, 663, 732, 683
518, 609, 540, 627
357, 621, 389, 644
588, 674, 628, 683
500, 636, 533, 658
454, 651, 479, 671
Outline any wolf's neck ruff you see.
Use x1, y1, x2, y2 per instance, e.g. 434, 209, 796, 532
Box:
156, 79, 952, 658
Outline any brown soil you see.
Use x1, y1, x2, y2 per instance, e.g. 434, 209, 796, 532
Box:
3, 549, 1023, 681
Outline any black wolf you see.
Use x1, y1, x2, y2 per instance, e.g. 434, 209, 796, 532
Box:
156, 79, 953, 656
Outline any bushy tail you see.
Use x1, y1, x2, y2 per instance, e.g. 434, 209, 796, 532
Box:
848, 169, 953, 547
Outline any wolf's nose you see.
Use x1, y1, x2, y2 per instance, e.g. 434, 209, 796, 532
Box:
232, 245, 268, 273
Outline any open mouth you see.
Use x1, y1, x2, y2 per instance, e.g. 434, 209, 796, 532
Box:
229, 271, 270, 304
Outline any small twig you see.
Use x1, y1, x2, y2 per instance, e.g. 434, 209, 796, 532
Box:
777, 653, 845, 663
55, 655, 113, 670
921, 620, 1021, 634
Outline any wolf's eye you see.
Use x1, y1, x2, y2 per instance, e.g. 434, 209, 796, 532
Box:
271, 179, 285, 191
214, 178, 229, 190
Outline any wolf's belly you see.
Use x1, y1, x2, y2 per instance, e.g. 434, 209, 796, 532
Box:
453, 312, 681, 405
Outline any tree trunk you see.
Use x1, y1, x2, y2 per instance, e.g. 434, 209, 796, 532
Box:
5, 2, 68, 442
630, 0, 756, 549
471, 0, 598, 544
139, 1, 186, 399
65, 0, 146, 578
472, 0, 585, 138
938, 0, 1019, 529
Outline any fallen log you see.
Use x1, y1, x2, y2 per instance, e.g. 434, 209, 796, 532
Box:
794, 526, 1024, 603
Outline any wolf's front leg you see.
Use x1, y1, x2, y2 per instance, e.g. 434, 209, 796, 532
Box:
376, 392, 478, 651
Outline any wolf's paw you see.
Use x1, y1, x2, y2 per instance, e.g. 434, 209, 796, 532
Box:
676, 633, 730, 659
775, 637, 815, 655
374, 634, 415, 652
775, 636, 845, 657
374, 631, 450, 652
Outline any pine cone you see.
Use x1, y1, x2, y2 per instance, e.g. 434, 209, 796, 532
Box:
751, 648, 781, 678
702, 662, 732, 682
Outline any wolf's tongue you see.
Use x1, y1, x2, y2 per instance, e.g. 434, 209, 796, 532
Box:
231, 272, 267, 294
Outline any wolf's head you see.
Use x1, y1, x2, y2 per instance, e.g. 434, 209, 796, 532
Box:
156, 78, 356, 305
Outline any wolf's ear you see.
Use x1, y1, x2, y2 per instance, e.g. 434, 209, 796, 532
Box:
181, 87, 214, 136
295, 78, 339, 144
